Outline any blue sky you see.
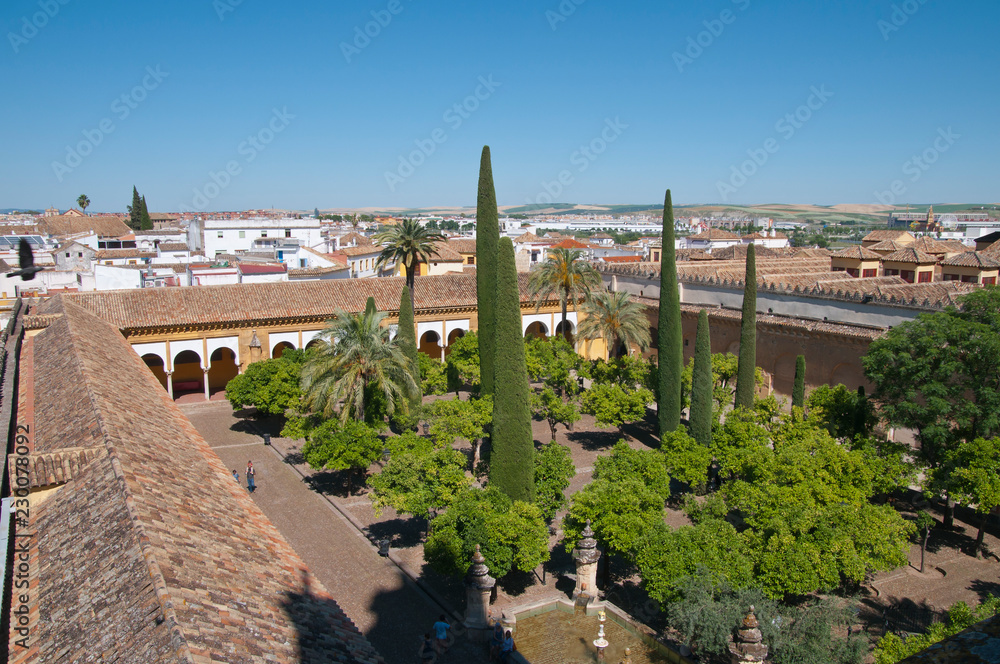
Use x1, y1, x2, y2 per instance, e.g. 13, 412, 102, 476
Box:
1, 0, 998, 212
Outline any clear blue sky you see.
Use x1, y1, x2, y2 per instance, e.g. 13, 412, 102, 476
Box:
2, 0, 998, 212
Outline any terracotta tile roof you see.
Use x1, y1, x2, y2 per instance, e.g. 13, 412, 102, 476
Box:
591, 233, 613, 239
19, 300, 384, 663
94, 249, 157, 260
135, 229, 185, 236
156, 242, 189, 252
867, 239, 907, 253
601, 255, 644, 263
940, 251, 1000, 268
238, 262, 287, 274
446, 238, 478, 254
550, 238, 593, 250
49, 273, 546, 332
36, 215, 131, 238
793, 248, 833, 258
709, 244, 780, 260
880, 248, 938, 264
909, 236, 954, 255
428, 241, 464, 262
513, 232, 542, 243
687, 228, 741, 241
980, 239, 1000, 258
339, 244, 382, 257
6, 447, 102, 489
936, 239, 972, 253
336, 231, 373, 246
862, 230, 913, 243
830, 246, 882, 260
288, 265, 349, 278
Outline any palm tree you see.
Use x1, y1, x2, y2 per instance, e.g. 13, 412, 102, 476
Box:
527, 247, 602, 341
77, 194, 90, 213
301, 308, 418, 424
374, 219, 445, 294
577, 291, 651, 359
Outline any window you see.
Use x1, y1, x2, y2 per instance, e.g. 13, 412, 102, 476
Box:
285, 228, 292, 238
217, 231, 224, 238
862, 268, 877, 278
943, 273, 957, 281
261, 230, 268, 237
128, 260, 137, 265
846, 268, 859, 277
65, 252, 70, 258
239, 231, 245, 239
984, 277, 997, 285
918, 271, 932, 283
468, 256, 475, 265
900, 270, 914, 283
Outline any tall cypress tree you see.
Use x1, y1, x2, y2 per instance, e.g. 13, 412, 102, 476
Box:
792, 355, 806, 409
397, 286, 421, 412
657, 189, 683, 434
734, 243, 757, 409
476, 146, 500, 397
365, 296, 377, 317
128, 186, 142, 231
139, 194, 153, 231
490, 237, 535, 502
690, 310, 713, 447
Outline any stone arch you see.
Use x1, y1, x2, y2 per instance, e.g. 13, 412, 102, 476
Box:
445, 328, 465, 358
830, 363, 864, 391
142, 354, 168, 390
272, 341, 295, 358
524, 321, 548, 339
419, 330, 441, 358
172, 350, 204, 394
305, 338, 325, 350
554, 319, 575, 344
208, 347, 239, 392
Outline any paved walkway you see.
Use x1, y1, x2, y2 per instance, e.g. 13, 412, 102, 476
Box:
181, 401, 488, 664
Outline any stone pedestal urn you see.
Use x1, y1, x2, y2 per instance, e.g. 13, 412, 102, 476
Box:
464, 544, 496, 642
572, 520, 602, 600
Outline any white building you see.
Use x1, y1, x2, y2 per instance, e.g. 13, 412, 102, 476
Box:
192, 218, 325, 264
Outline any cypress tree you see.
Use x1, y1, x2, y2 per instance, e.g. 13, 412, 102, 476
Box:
792, 355, 806, 409
734, 243, 757, 409
397, 286, 421, 411
365, 296, 377, 317
140, 194, 152, 231
657, 189, 683, 434
490, 237, 535, 502
690, 310, 712, 447
128, 186, 142, 231
476, 146, 500, 398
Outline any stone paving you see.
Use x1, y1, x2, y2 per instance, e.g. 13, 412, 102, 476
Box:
180, 400, 491, 664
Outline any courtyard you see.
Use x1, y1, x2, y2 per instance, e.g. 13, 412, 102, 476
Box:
180, 395, 1000, 664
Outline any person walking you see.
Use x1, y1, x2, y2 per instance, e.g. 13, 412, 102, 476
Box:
246, 461, 256, 493
432, 614, 451, 654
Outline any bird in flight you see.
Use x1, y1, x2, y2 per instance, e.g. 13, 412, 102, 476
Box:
8, 238, 46, 281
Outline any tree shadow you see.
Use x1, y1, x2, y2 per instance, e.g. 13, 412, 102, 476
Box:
303, 469, 356, 498
365, 517, 426, 550
281, 569, 386, 663
622, 410, 660, 449
363, 579, 491, 664
967, 579, 1000, 604
283, 450, 306, 466
497, 569, 538, 598
859, 596, 942, 636
923, 524, 977, 555
565, 428, 621, 451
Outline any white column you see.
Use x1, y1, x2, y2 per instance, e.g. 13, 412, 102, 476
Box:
203, 369, 211, 401
166, 372, 174, 400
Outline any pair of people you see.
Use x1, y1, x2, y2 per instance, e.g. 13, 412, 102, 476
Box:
490, 622, 516, 662
232, 462, 256, 492
419, 616, 452, 661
